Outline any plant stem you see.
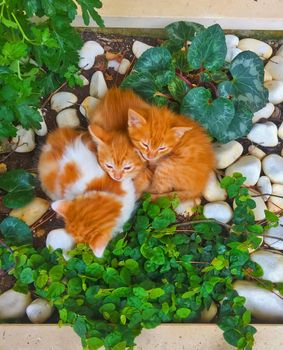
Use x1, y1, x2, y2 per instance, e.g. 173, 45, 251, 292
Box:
175, 219, 231, 230
176, 70, 193, 88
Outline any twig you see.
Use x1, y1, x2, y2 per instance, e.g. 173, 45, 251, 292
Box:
0, 238, 13, 254
41, 81, 67, 109
251, 193, 283, 200
246, 272, 283, 301
30, 209, 55, 231
0, 138, 20, 162
175, 219, 231, 230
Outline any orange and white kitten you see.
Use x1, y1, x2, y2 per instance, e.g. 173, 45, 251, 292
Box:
127, 106, 215, 200
88, 87, 152, 195
38, 127, 136, 257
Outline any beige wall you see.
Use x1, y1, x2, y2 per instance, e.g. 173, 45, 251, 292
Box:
74, 0, 283, 30
1, 324, 283, 349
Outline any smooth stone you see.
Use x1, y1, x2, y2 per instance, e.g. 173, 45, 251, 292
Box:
108, 59, 120, 70
51, 92, 78, 112
213, 141, 243, 169
225, 47, 242, 63
80, 96, 99, 119
78, 41, 104, 70
248, 145, 266, 160
12, 126, 35, 153
251, 250, 283, 283
0, 290, 31, 320
34, 110, 47, 136
252, 103, 275, 123
203, 172, 227, 202
175, 198, 201, 217
277, 45, 283, 57
278, 122, 283, 140
199, 302, 218, 322
264, 216, 283, 250
225, 155, 261, 186
233, 280, 283, 322
268, 184, 283, 212
262, 154, 283, 184
46, 228, 75, 259
264, 68, 273, 82
247, 122, 278, 147
265, 55, 283, 81
56, 108, 80, 128
10, 197, 50, 226
26, 298, 54, 323
203, 201, 233, 224
225, 34, 239, 48
249, 192, 267, 221
238, 38, 273, 59
132, 40, 153, 58
90, 71, 108, 99
257, 176, 272, 201
117, 58, 131, 74
264, 80, 283, 104
79, 75, 89, 86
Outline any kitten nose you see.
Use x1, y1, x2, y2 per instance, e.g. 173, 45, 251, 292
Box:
148, 151, 157, 159
113, 172, 122, 180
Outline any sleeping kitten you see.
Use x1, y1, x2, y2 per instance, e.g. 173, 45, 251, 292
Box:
127, 106, 215, 200
38, 127, 136, 257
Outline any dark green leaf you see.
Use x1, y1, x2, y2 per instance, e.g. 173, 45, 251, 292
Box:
0, 217, 32, 245
165, 21, 204, 48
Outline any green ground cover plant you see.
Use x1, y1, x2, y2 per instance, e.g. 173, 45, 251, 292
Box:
0, 171, 280, 350
122, 21, 268, 143
0, 0, 104, 138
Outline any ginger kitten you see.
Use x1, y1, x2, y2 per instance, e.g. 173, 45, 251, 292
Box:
127, 106, 215, 200
38, 127, 136, 257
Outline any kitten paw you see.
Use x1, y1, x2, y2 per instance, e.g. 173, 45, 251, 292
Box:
175, 198, 201, 217
91, 246, 106, 258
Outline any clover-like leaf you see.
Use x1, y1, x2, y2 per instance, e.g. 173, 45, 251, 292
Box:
165, 21, 204, 48
218, 51, 268, 112
188, 24, 227, 71
180, 87, 235, 141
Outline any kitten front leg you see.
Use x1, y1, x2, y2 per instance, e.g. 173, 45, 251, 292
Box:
134, 167, 154, 198
90, 232, 112, 258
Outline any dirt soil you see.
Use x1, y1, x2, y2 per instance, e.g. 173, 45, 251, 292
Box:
0, 29, 283, 303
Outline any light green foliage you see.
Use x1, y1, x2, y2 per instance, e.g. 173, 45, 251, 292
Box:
122, 21, 268, 143
1, 174, 281, 349
0, 0, 104, 137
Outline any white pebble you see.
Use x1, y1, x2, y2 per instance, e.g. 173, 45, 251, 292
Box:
238, 38, 273, 59
199, 302, 218, 322
247, 122, 278, 147
203, 201, 233, 224
264, 80, 283, 105
0, 290, 31, 320
225, 47, 242, 63
265, 56, 283, 82
257, 176, 272, 201
80, 96, 99, 119
264, 216, 283, 250
56, 108, 80, 128
79, 75, 89, 86
233, 280, 283, 322
268, 184, 283, 212
46, 228, 75, 260
132, 40, 153, 58
277, 45, 283, 58
225, 155, 261, 186
90, 71, 108, 99
225, 34, 239, 48
248, 145, 266, 160
117, 58, 131, 75
213, 141, 243, 169
26, 298, 54, 323
262, 154, 283, 184
12, 126, 35, 153
175, 198, 201, 217
51, 92, 78, 112
107, 60, 120, 70
250, 193, 267, 221
78, 41, 104, 70
264, 68, 273, 82
252, 103, 274, 123
34, 110, 48, 136
278, 122, 283, 140
251, 250, 283, 283
203, 172, 227, 202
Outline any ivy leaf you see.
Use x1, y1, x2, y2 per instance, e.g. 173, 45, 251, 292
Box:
188, 24, 227, 71
218, 51, 268, 112
223, 329, 242, 347
0, 217, 32, 245
181, 87, 235, 141
86, 337, 104, 350
165, 21, 204, 48
176, 307, 191, 318
0, 169, 36, 208
134, 47, 172, 73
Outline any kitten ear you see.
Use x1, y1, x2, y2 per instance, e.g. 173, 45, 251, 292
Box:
51, 200, 70, 218
128, 109, 146, 128
88, 124, 108, 145
172, 126, 192, 139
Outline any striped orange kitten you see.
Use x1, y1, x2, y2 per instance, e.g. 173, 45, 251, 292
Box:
89, 87, 215, 201
38, 127, 136, 257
